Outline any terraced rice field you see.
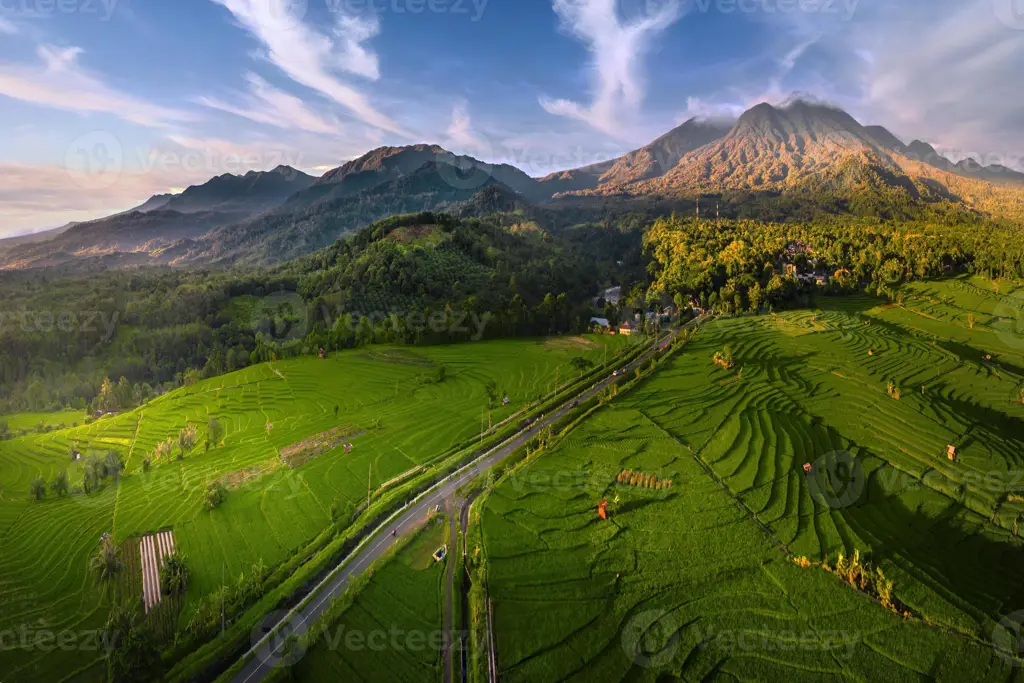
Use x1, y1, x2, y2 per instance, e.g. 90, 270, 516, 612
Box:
0, 335, 627, 682
481, 280, 1024, 681
291, 516, 448, 682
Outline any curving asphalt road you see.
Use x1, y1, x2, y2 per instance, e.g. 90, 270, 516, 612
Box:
233, 318, 702, 683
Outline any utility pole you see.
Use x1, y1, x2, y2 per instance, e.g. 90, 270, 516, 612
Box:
716, 200, 720, 222
696, 197, 700, 218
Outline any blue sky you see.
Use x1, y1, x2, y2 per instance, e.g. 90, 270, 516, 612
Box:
1, 0, 1022, 234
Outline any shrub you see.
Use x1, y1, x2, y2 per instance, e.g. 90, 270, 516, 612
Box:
204, 482, 226, 510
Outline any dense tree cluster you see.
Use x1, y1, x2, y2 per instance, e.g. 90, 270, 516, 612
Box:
0, 211, 647, 415
644, 214, 1024, 313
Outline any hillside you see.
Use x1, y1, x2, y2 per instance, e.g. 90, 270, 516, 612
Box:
538, 117, 731, 194
557, 100, 1024, 221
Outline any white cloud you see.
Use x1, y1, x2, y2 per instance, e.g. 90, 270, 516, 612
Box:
851, 0, 1024, 167
198, 73, 340, 135
212, 0, 407, 136
0, 18, 18, 34
0, 45, 195, 128
540, 0, 683, 140
445, 101, 490, 154
334, 15, 381, 80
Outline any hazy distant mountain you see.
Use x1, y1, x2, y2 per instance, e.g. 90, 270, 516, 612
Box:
182, 157, 532, 265
539, 117, 731, 194
154, 166, 316, 214
0, 210, 242, 269
130, 193, 176, 213
286, 145, 547, 210
894, 139, 1024, 185
0, 223, 77, 253
0, 166, 316, 269
5, 100, 1024, 271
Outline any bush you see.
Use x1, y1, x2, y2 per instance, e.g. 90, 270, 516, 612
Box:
205, 482, 226, 510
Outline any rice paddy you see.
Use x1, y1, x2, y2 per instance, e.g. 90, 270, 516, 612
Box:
479, 278, 1024, 681
0, 334, 627, 682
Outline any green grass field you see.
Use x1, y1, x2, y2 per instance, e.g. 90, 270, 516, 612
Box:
480, 278, 1024, 681
0, 334, 628, 682
291, 515, 448, 682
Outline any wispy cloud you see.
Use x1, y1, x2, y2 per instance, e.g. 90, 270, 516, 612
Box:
0, 45, 195, 127
852, 0, 1024, 166
540, 0, 683, 140
198, 73, 340, 135
445, 101, 489, 154
0, 18, 18, 35
212, 0, 407, 136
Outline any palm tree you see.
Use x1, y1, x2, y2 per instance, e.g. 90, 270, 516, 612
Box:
51, 470, 69, 497
103, 451, 123, 480
160, 552, 189, 597
30, 474, 46, 501
177, 424, 198, 460
90, 533, 122, 582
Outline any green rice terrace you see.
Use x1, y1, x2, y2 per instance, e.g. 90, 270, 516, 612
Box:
5, 276, 1024, 683
0, 334, 627, 682
474, 278, 1024, 682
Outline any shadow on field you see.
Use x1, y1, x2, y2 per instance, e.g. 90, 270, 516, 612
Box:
928, 389, 1024, 450
616, 494, 679, 515
843, 485, 1024, 630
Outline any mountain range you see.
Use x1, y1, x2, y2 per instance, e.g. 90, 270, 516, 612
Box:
3, 98, 1022, 270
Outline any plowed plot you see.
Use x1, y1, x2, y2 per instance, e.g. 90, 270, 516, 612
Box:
280, 425, 364, 468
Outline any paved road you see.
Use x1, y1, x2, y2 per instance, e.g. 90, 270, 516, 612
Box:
234, 319, 701, 683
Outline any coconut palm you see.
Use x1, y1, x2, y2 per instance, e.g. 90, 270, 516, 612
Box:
160, 553, 189, 597
90, 533, 122, 582
103, 451, 124, 480
51, 470, 69, 497
177, 424, 198, 460
30, 474, 46, 500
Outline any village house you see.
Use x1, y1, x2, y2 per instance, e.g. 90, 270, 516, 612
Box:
618, 320, 634, 336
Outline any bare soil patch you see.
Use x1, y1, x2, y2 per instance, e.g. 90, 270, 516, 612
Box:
280, 425, 365, 468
